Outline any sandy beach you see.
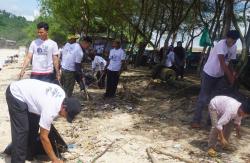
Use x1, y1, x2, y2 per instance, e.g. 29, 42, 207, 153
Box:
0, 49, 250, 163
0, 49, 19, 162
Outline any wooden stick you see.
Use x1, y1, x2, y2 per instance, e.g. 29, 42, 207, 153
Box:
91, 140, 116, 163
146, 147, 157, 163
152, 148, 195, 163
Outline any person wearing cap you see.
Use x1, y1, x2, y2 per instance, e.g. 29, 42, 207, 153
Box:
191, 30, 240, 129
207, 95, 250, 157
4, 79, 81, 163
104, 39, 126, 98
19, 22, 60, 83
60, 34, 83, 97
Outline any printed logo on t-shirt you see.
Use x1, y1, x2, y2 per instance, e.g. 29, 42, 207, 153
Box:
225, 53, 232, 63
37, 45, 49, 55
111, 55, 119, 61
46, 87, 63, 98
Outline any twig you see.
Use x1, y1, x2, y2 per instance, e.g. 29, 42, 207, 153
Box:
146, 147, 157, 163
103, 137, 128, 155
152, 148, 195, 163
91, 140, 116, 163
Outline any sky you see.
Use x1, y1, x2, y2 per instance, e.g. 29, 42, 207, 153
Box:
0, 0, 40, 21
0, 0, 243, 49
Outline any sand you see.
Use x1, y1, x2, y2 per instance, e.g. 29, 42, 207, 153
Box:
0, 49, 250, 163
0, 49, 19, 162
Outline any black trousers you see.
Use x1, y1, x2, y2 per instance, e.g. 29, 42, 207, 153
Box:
5, 86, 40, 163
176, 65, 184, 79
6, 86, 29, 163
105, 70, 120, 97
30, 73, 54, 83
96, 71, 106, 89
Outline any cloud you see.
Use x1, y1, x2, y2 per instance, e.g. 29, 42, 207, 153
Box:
0, 0, 39, 21
33, 9, 40, 18
23, 15, 35, 21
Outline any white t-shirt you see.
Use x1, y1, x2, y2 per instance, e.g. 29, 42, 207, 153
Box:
29, 39, 59, 74
203, 39, 237, 77
92, 56, 107, 71
107, 48, 126, 71
10, 79, 66, 131
61, 42, 83, 71
165, 51, 175, 67
209, 96, 242, 130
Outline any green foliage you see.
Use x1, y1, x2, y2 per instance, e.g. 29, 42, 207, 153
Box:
0, 10, 31, 46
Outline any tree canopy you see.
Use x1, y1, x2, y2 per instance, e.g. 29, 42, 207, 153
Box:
0, 10, 31, 45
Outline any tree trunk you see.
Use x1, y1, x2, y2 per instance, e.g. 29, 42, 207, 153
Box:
221, 0, 234, 38
171, 32, 177, 46
164, 30, 173, 47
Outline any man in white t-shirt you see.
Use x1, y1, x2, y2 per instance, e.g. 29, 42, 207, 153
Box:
19, 22, 60, 83
61, 34, 84, 97
91, 54, 107, 88
4, 79, 81, 163
207, 96, 249, 157
104, 40, 126, 98
192, 30, 240, 128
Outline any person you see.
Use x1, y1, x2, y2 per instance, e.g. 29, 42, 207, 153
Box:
158, 46, 165, 63
104, 40, 126, 98
19, 22, 60, 83
5, 79, 81, 163
76, 36, 93, 90
151, 45, 176, 79
60, 34, 83, 97
165, 45, 176, 71
174, 41, 186, 79
191, 30, 240, 128
91, 53, 107, 89
207, 95, 250, 157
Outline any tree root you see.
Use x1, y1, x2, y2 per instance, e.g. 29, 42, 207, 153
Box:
146, 147, 157, 163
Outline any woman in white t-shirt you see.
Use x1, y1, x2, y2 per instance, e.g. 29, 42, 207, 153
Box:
165, 46, 176, 69
152, 46, 176, 80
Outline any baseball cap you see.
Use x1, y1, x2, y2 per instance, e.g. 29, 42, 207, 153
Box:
67, 34, 80, 40
63, 97, 81, 123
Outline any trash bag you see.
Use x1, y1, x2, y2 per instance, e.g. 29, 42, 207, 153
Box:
199, 26, 212, 47
3, 124, 67, 160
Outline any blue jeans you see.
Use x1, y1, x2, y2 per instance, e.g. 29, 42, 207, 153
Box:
192, 72, 224, 123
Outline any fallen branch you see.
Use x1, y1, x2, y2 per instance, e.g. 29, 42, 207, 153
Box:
91, 140, 116, 163
169, 84, 198, 98
146, 147, 157, 163
152, 148, 195, 163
